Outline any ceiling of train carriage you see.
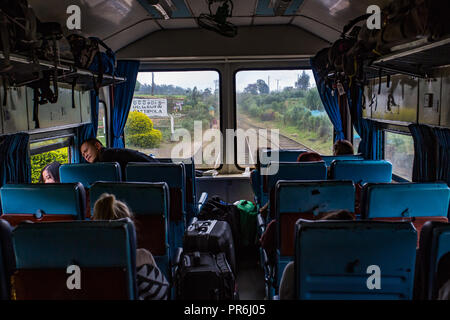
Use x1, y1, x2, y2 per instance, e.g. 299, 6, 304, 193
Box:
28, 0, 393, 51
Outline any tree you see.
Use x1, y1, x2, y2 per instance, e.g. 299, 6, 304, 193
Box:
295, 71, 310, 90
244, 83, 258, 95
256, 79, 269, 95
135, 80, 141, 92
305, 89, 322, 111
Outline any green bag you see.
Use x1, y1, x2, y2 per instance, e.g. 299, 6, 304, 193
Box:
235, 200, 258, 247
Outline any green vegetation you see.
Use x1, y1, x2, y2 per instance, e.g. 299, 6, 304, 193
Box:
237, 79, 333, 154
125, 111, 163, 148
30, 148, 68, 183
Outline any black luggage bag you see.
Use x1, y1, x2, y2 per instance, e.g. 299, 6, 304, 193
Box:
183, 219, 236, 273
175, 251, 236, 300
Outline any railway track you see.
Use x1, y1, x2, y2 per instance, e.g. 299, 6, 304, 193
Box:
237, 117, 317, 165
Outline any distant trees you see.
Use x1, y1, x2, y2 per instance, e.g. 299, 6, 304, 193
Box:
295, 71, 310, 90
305, 89, 322, 111
256, 79, 270, 94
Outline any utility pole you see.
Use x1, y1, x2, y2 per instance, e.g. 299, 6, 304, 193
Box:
151, 72, 155, 95
276, 79, 280, 92
268, 75, 270, 92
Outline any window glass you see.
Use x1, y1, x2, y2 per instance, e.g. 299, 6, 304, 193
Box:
353, 128, 361, 153
30, 137, 71, 183
384, 131, 414, 181
97, 102, 107, 146
125, 71, 220, 169
236, 70, 333, 167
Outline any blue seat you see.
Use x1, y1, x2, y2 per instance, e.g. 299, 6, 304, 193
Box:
11, 218, 137, 300
295, 220, 417, 300
321, 154, 364, 167
253, 149, 307, 208
0, 183, 86, 226
268, 180, 355, 298
0, 219, 14, 300
416, 221, 450, 300
361, 183, 449, 246
156, 157, 207, 224
126, 162, 186, 249
264, 161, 328, 222
59, 162, 122, 188
329, 160, 392, 184
89, 182, 171, 280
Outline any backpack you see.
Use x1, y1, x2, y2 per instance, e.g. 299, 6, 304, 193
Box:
66, 34, 116, 94
198, 196, 241, 249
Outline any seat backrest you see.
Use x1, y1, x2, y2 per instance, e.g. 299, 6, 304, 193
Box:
125, 162, 185, 222
257, 148, 307, 169
275, 180, 355, 256
89, 182, 169, 257
321, 154, 364, 167
11, 219, 137, 300
157, 158, 196, 219
59, 162, 122, 187
0, 219, 14, 300
416, 221, 450, 300
295, 220, 417, 300
362, 183, 450, 246
0, 183, 86, 226
266, 161, 327, 193
330, 160, 392, 184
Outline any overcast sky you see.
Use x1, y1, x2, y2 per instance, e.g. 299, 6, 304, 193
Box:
137, 69, 316, 93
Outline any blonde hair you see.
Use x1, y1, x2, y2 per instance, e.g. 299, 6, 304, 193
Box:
93, 193, 133, 221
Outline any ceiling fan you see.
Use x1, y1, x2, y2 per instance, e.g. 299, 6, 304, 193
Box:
197, 0, 237, 38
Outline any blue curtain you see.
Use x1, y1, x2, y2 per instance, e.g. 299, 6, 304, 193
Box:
310, 58, 345, 141
0, 133, 31, 187
112, 60, 140, 148
409, 124, 438, 182
433, 127, 450, 185
346, 84, 382, 160
90, 90, 99, 135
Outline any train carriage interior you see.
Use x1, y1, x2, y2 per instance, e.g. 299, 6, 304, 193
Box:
0, 0, 450, 302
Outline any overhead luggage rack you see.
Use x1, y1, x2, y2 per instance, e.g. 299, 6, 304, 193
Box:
366, 35, 450, 79
0, 51, 126, 91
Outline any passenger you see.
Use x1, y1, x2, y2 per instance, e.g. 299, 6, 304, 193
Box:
93, 193, 169, 300
296, 151, 323, 162
279, 209, 355, 300
80, 138, 159, 176
333, 139, 354, 156
39, 162, 61, 183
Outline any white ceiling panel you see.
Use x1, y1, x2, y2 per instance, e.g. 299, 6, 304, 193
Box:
227, 17, 253, 26
253, 16, 292, 25
103, 19, 160, 51
158, 18, 198, 29
291, 16, 339, 43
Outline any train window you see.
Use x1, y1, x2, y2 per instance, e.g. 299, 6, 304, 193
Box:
384, 131, 414, 181
353, 128, 361, 153
236, 69, 333, 168
30, 137, 71, 183
97, 102, 107, 146
125, 71, 220, 169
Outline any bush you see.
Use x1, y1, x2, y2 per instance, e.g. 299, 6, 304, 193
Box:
31, 148, 68, 183
128, 129, 162, 148
125, 111, 154, 136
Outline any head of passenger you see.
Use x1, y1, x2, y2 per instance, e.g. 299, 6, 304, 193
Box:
80, 138, 104, 163
333, 139, 354, 156
93, 193, 133, 221
297, 152, 323, 162
321, 209, 355, 221
39, 162, 61, 183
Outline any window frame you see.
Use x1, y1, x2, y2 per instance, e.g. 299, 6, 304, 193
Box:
128, 68, 223, 171
233, 66, 331, 171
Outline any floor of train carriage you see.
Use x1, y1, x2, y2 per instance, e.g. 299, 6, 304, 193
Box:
235, 245, 266, 300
